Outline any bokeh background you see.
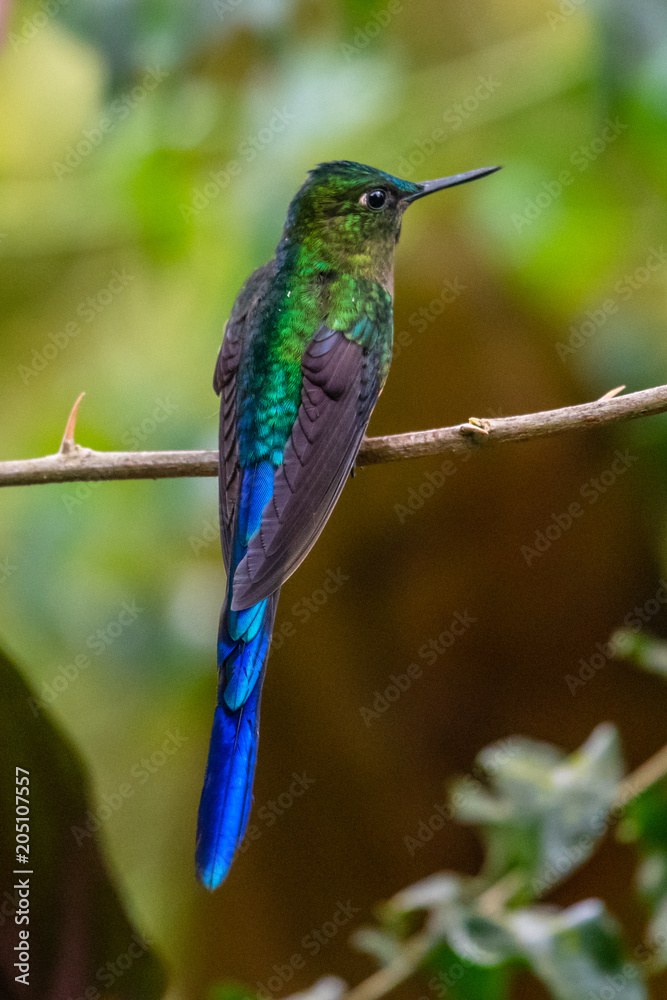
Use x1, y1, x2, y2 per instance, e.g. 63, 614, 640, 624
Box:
1, 0, 667, 997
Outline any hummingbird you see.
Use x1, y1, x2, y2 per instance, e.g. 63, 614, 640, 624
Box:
196, 160, 500, 889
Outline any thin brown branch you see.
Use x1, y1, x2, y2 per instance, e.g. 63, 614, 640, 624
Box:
361, 382, 667, 465
1, 383, 667, 488
343, 936, 432, 1000
3, 386, 667, 997
615, 740, 667, 808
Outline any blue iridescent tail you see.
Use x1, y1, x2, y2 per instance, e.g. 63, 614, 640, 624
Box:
196, 589, 279, 890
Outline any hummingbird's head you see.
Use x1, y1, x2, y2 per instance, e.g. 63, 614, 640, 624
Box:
281, 160, 500, 286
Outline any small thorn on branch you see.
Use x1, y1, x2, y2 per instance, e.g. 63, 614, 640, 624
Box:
459, 417, 491, 441
59, 392, 86, 456
2, 382, 667, 489
598, 385, 626, 401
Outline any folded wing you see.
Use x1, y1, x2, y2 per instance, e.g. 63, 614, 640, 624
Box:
230, 325, 382, 610
214, 262, 275, 571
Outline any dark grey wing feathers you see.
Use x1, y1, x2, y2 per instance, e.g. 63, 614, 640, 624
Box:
230, 328, 382, 609
215, 261, 275, 570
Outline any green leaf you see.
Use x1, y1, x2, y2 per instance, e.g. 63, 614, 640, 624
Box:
390, 873, 466, 914
283, 978, 347, 1000
349, 926, 400, 967
612, 628, 667, 678
506, 900, 648, 1000
450, 725, 623, 897
621, 778, 667, 853
618, 778, 667, 971
390, 874, 518, 969
208, 982, 259, 1000
444, 910, 518, 968
425, 942, 512, 1000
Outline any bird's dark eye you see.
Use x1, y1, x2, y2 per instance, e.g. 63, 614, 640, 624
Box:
363, 188, 387, 210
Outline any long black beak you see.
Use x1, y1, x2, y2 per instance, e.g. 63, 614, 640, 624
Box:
405, 165, 501, 202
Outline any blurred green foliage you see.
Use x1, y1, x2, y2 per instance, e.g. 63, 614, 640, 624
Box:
347, 727, 666, 1000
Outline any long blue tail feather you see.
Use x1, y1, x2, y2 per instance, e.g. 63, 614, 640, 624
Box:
196, 590, 278, 890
